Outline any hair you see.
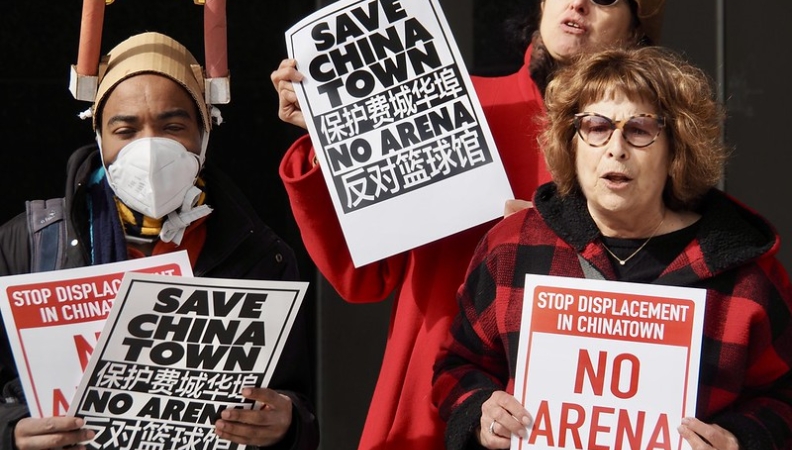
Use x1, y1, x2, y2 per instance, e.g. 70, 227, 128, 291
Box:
540, 46, 727, 210
524, 0, 651, 94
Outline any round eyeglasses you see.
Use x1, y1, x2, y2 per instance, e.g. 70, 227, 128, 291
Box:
573, 112, 666, 148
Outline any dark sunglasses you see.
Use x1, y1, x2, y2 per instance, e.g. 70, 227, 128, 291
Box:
589, 0, 621, 6
573, 112, 666, 148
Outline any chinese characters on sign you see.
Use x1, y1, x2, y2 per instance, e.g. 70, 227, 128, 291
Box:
318, 66, 491, 211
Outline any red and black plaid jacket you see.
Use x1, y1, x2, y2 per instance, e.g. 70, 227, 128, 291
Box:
432, 183, 792, 450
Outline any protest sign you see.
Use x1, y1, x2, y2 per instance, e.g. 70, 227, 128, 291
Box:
68, 272, 308, 450
0, 251, 192, 419
513, 275, 706, 450
285, 0, 513, 267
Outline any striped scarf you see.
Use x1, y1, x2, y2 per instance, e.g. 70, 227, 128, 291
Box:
113, 177, 208, 240
87, 168, 208, 264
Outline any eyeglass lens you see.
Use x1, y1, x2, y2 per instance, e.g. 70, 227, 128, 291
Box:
589, 0, 619, 6
576, 115, 663, 148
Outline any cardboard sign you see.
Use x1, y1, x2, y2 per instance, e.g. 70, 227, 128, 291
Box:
0, 251, 193, 418
513, 275, 706, 450
68, 272, 308, 450
285, 0, 513, 267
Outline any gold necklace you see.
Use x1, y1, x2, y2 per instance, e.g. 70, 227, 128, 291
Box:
601, 216, 665, 266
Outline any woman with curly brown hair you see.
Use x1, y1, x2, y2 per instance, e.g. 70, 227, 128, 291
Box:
432, 46, 792, 450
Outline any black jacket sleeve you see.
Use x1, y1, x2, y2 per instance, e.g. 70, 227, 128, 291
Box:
0, 213, 33, 448
0, 378, 29, 450
264, 297, 319, 450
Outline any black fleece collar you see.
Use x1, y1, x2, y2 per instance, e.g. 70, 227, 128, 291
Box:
534, 182, 778, 277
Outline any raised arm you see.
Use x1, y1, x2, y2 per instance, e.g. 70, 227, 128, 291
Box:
279, 134, 409, 303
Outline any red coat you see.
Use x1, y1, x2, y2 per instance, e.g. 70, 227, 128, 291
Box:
280, 47, 552, 450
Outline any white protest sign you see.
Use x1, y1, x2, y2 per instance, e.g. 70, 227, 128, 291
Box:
513, 275, 706, 450
286, 0, 513, 267
68, 272, 308, 450
0, 251, 193, 418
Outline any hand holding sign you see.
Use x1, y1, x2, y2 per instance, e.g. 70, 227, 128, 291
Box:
271, 58, 306, 130
13, 416, 94, 450
479, 390, 531, 449
214, 387, 293, 447
677, 418, 739, 450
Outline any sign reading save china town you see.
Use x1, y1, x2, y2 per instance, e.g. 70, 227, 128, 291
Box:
512, 275, 706, 450
68, 273, 308, 450
285, 0, 513, 267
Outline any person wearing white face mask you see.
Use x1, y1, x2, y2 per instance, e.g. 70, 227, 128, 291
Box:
103, 136, 205, 235
87, 31, 216, 257
0, 32, 319, 450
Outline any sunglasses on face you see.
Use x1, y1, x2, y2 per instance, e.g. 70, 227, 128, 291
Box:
589, 0, 621, 6
573, 112, 667, 148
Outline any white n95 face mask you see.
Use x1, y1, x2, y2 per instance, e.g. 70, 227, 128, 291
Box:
106, 137, 201, 219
